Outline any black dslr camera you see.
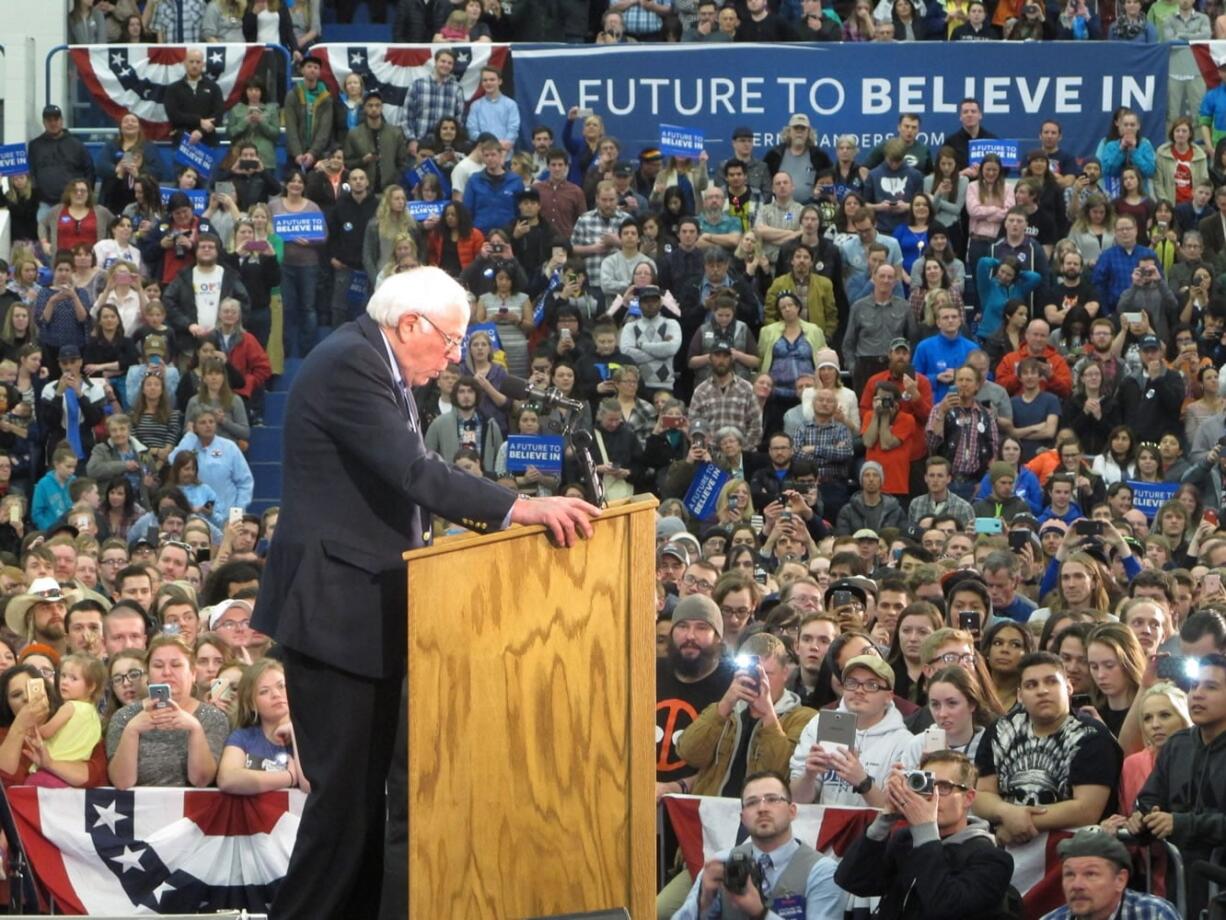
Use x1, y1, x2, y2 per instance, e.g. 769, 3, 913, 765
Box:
724, 850, 765, 895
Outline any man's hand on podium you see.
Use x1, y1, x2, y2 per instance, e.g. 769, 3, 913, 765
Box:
510, 496, 601, 547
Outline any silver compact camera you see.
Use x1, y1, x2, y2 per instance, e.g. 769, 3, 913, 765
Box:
904, 770, 935, 795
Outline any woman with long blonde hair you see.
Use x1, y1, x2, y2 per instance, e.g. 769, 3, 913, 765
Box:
363, 185, 421, 282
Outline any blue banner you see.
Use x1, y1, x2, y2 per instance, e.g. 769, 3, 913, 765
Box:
462, 322, 502, 361
272, 212, 327, 242
174, 137, 217, 181
346, 270, 370, 307
659, 124, 704, 158
1127, 480, 1179, 520
505, 435, 565, 474
404, 157, 452, 198
969, 138, 1021, 168
0, 144, 28, 176
683, 462, 731, 522
408, 200, 447, 222
159, 187, 208, 215
512, 42, 1168, 166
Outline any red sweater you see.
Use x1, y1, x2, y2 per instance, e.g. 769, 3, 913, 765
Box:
225, 331, 272, 398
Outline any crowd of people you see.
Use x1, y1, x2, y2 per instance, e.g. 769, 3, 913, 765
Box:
15, 1, 1226, 916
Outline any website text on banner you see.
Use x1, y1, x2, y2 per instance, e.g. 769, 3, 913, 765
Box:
511, 42, 1169, 164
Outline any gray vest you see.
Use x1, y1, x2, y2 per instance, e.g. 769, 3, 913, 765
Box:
719, 840, 822, 919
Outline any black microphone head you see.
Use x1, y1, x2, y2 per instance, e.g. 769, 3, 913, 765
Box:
501, 375, 533, 401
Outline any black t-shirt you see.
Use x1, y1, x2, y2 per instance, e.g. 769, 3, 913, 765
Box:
976, 710, 1121, 818
656, 656, 736, 782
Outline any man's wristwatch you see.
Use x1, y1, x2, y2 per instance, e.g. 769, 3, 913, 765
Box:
852, 776, 873, 795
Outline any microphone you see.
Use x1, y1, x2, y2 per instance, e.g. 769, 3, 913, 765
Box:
501, 376, 586, 414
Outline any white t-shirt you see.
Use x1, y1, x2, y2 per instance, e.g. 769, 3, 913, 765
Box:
192, 265, 224, 331
256, 9, 280, 41
92, 239, 143, 276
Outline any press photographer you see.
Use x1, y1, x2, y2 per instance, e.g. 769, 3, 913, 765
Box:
672, 771, 847, 919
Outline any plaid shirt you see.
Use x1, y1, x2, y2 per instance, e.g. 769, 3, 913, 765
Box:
906, 491, 975, 530
925, 401, 1000, 479
794, 420, 853, 482
688, 375, 763, 449
571, 207, 630, 290
624, 0, 671, 33
406, 76, 465, 140
151, 0, 208, 42
1040, 891, 1180, 920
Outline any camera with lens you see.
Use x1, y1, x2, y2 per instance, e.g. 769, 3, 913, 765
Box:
723, 850, 765, 896
904, 770, 935, 795
878, 394, 895, 410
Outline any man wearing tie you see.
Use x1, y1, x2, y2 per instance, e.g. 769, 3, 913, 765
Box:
253, 266, 598, 920
673, 771, 847, 919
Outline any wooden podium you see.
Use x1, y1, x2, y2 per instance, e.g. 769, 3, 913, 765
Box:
402, 496, 658, 918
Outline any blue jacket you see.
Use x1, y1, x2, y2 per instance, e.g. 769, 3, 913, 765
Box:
32, 472, 74, 532
975, 258, 1043, 339
973, 464, 1044, 515
913, 334, 978, 402
462, 169, 525, 235
1200, 84, 1226, 144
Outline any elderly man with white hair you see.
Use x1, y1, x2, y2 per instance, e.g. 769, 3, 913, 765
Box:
252, 267, 599, 920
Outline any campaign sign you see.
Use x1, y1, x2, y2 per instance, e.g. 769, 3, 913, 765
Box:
462, 322, 502, 360
968, 138, 1021, 168
683, 462, 731, 522
0, 144, 29, 177
174, 137, 217, 181
408, 200, 447, 222
405, 157, 452, 197
1127, 480, 1179, 520
505, 435, 564, 474
159, 187, 208, 215
659, 124, 704, 158
272, 213, 327, 242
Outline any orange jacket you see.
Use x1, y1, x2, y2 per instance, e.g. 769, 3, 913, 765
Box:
427, 227, 485, 271
995, 344, 1073, 399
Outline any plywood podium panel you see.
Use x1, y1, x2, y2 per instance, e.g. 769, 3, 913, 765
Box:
403, 496, 657, 918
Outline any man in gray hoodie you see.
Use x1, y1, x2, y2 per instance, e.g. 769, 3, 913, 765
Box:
834, 750, 1016, 919
835, 461, 906, 535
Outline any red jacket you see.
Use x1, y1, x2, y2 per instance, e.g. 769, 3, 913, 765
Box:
226, 331, 272, 398
995, 344, 1073, 399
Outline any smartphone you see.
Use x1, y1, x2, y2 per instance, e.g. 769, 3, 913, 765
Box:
831, 590, 855, 608
560, 329, 572, 341
921, 725, 947, 755
661, 416, 683, 429
734, 654, 761, 693
816, 709, 857, 753
958, 610, 982, 633
1074, 519, 1103, 537
214, 181, 236, 200
1122, 312, 1143, 326
576, 107, 595, 118
974, 517, 1003, 535
1205, 509, 1219, 527
229, 507, 243, 528
1070, 692, 1092, 710
25, 677, 45, 704
148, 683, 171, 709
7, 504, 19, 526
1205, 573, 1223, 596
753, 566, 768, 585
1156, 655, 1196, 684
1008, 529, 1031, 551
210, 677, 235, 703
196, 545, 211, 563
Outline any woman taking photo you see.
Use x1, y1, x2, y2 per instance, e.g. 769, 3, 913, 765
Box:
0, 664, 108, 787
106, 636, 231, 788
981, 619, 1034, 708
217, 659, 309, 794
226, 219, 280, 349
96, 113, 161, 216
194, 633, 233, 699
923, 147, 969, 234
1064, 361, 1120, 456
965, 153, 1014, 285
476, 267, 532, 379
82, 301, 138, 390
269, 169, 326, 359
901, 666, 997, 766
1084, 622, 1146, 739
909, 257, 965, 334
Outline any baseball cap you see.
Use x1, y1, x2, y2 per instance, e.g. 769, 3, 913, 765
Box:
709, 340, 732, 354
889, 337, 911, 352
637, 285, 662, 300
852, 528, 878, 541
788, 113, 811, 128
58, 345, 82, 362
658, 541, 690, 566
731, 126, 754, 140
612, 161, 634, 177
1139, 334, 1162, 351
639, 147, 663, 162
842, 654, 894, 689
143, 334, 169, 358
43, 104, 63, 119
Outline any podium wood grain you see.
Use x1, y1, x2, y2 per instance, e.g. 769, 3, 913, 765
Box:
403, 498, 657, 918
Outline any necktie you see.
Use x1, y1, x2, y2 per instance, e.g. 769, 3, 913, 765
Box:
398, 381, 419, 432
757, 853, 772, 897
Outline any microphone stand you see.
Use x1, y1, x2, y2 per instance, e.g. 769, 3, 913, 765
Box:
562, 412, 607, 509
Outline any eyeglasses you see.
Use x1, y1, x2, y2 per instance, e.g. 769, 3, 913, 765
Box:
933, 780, 971, 796
720, 605, 753, 619
682, 574, 715, 592
741, 793, 789, 809
843, 677, 888, 693
934, 651, 976, 666
418, 315, 464, 353
215, 618, 251, 631
110, 669, 145, 687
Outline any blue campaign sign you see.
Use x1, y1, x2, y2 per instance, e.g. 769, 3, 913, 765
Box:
0, 144, 28, 176
462, 322, 503, 361
272, 212, 327, 242
174, 137, 217, 181
969, 138, 1021, 168
159, 187, 208, 215
1127, 480, 1179, 520
659, 124, 704, 158
505, 435, 565, 474
405, 157, 452, 198
683, 462, 731, 522
408, 200, 447, 222
511, 42, 1169, 166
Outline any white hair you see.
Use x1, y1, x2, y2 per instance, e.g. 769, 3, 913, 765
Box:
366, 266, 470, 329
